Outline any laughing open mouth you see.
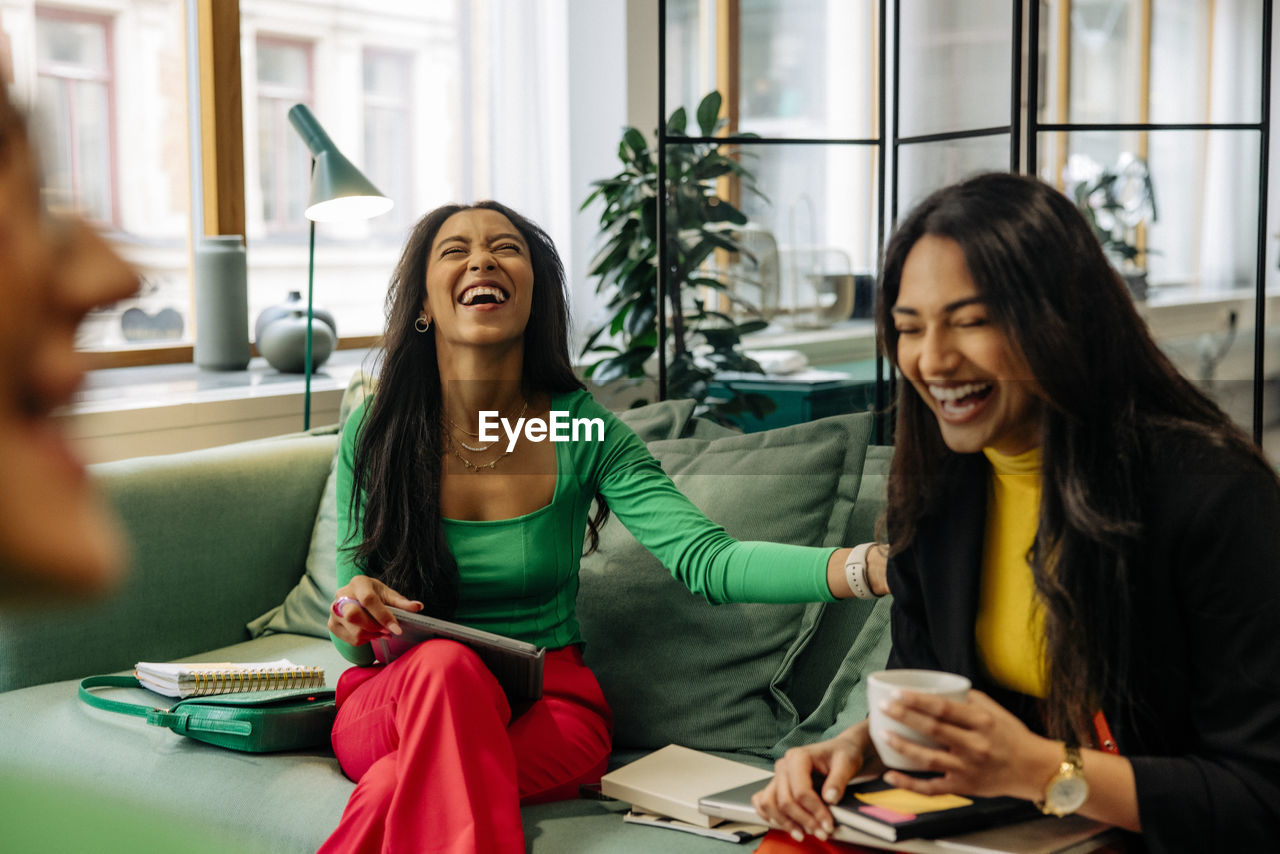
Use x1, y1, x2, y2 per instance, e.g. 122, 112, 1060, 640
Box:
458, 285, 509, 306
928, 382, 993, 416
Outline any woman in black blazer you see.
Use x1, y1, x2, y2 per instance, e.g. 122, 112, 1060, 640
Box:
753, 172, 1280, 852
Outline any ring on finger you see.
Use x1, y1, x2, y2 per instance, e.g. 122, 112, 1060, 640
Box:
332, 596, 360, 618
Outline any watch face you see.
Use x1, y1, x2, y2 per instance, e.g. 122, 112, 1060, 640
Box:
1048, 775, 1089, 814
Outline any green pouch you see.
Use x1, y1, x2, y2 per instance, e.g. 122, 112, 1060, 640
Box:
78, 674, 336, 753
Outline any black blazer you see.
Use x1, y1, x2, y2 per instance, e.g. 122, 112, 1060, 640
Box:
886, 430, 1280, 852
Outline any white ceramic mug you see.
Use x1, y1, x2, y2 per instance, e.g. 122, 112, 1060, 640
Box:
867, 669, 972, 771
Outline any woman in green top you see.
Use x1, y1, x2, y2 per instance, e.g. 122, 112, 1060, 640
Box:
320, 200, 888, 854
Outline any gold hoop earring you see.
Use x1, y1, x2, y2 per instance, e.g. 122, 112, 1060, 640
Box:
415, 316, 431, 333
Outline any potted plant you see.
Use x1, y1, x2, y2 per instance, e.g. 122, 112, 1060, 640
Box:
580, 91, 775, 424
1069, 152, 1158, 300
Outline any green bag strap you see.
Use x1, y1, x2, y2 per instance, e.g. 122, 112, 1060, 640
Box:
78, 675, 253, 737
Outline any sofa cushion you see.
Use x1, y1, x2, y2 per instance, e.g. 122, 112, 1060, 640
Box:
248, 372, 373, 639
0, 633, 354, 854
577, 409, 874, 753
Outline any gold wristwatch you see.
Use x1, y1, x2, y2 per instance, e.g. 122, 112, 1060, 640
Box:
1036, 743, 1088, 817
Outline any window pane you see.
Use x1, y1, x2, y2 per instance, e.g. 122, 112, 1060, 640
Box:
738, 0, 876, 139
36, 15, 109, 71
1038, 128, 1269, 453
1042, 129, 1261, 293
255, 39, 312, 234
1039, 0, 1264, 126
661, 141, 877, 341
896, 135, 1011, 215
665, 0, 877, 141
243, 3, 461, 340
897, 0, 1013, 138
10, 3, 193, 351
664, 0, 717, 128
72, 81, 114, 223
363, 49, 413, 234
257, 40, 311, 89
733, 142, 880, 324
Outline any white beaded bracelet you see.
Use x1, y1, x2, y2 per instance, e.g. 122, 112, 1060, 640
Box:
843, 542, 882, 599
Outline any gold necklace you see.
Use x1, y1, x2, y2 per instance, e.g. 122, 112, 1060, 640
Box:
447, 428, 496, 453
445, 398, 528, 438
445, 432, 513, 472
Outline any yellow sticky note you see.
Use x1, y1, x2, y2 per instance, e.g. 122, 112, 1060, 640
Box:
854, 789, 973, 815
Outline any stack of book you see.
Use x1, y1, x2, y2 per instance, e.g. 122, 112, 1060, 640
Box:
600, 744, 772, 843
601, 744, 1116, 852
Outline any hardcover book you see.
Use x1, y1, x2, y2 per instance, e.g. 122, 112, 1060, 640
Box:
600, 744, 773, 828
700, 776, 1039, 843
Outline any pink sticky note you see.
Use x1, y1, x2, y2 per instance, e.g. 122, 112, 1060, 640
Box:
859, 804, 917, 824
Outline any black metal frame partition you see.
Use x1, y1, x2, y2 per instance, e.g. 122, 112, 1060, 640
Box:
884, 0, 1025, 438
1024, 0, 1274, 444
655, 0, 891, 442
656, 1, 1274, 447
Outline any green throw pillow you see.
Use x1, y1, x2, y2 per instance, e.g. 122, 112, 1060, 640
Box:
577, 410, 874, 753
247, 371, 373, 639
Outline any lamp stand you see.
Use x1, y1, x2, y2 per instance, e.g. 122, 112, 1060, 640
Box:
304, 216, 316, 430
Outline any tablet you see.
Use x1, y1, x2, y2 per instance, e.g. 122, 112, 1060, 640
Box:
371, 607, 546, 702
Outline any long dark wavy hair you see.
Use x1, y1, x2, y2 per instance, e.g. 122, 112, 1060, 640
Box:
347, 200, 607, 617
877, 172, 1272, 742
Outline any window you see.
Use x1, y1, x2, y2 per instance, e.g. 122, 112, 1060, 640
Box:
34, 8, 117, 226
255, 36, 312, 235
362, 47, 413, 236
4, 0, 193, 354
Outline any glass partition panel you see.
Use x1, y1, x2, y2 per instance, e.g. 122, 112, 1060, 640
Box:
664, 0, 717, 125
896, 134, 1010, 215
730, 143, 880, 329
737, 0, 876, 140
1039, 0, 1264, 126
1040, 130, 1262, 294
1040, 129, 1266, 445
665, 0, 877, 141
897, 0, 1012, 138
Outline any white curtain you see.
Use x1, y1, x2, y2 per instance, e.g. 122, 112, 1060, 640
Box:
1198, 0, 1263, 292
469, 0, 573, 274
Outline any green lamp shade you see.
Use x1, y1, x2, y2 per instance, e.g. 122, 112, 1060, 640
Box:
287, 103, 393, 223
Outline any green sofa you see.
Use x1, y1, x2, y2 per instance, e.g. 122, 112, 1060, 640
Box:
0, 393, 891, 854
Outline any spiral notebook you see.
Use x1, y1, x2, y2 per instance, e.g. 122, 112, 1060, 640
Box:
134, 658, 326, 698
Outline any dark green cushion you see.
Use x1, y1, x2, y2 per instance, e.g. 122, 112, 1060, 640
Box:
577, 408, 874, 752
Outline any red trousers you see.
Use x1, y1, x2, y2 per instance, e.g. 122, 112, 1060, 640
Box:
317, 641, 613, 854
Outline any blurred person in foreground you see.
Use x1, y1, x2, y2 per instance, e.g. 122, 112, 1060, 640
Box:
0, 77, 267, 854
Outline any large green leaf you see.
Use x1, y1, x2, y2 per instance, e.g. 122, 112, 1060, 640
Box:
666, 106, 688, 136
702, 197, 749, 225
624, 301, 657, 338
622, 128, 650, 167
591, 347, 654, 384
610, 301, 633, 336
696, 91, 722, 137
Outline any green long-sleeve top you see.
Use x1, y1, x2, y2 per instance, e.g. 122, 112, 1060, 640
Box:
332, 388, 836, 664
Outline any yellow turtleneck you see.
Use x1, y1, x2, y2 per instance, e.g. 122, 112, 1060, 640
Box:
975, 445, 1047, 698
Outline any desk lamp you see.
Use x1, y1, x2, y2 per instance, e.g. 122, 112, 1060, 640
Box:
287, 103, 392, 428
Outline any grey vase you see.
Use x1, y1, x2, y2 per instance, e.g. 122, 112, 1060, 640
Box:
193, 235, 251, 370
258, 311, 336, 374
